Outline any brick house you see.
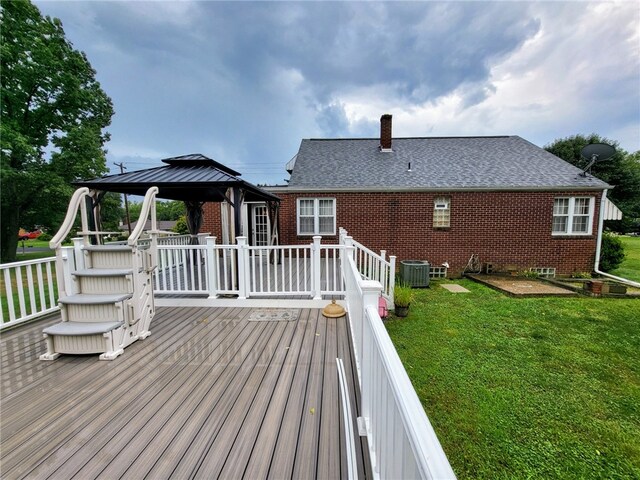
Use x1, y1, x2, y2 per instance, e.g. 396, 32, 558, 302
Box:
203, 115, 615, 277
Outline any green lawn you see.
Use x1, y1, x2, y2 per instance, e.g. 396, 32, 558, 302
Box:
386, 280, 639, 479
610, 236, 640, 283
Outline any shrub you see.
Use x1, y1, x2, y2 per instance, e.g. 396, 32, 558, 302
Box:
519, 269, 539, 278
599, 232, 625, 271
394, 283, 414, 307
37, 232, 52, 242
172, 216, 189, 235
571, 271, 592, 279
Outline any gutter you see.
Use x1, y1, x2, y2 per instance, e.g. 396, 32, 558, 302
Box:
594, 189, 640, 288
267, 185, 610, 194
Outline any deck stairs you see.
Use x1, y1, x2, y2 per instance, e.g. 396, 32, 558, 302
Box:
40, 187, 159, 361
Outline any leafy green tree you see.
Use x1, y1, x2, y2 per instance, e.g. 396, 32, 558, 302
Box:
127, 199, 185, 222
1, 0, 113, 261
99, 192, 124, 232
158, 200, 186, 221
545, 134, 640, 233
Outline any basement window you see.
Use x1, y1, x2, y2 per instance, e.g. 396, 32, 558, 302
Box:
297, 198, 336, 236
433, 197, 450, 228
552, 197, 594, 235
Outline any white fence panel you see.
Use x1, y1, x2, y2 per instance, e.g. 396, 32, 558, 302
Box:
0, 256, 59, 330
154, 245, 208, 294
340, 227, 396, 304
247, 245, 312, 296
320, 245, 343, 296
213, 244, 240, 296
342, 252, 455, 479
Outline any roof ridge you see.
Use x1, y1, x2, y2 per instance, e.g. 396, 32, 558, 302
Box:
305, 135, 515, 141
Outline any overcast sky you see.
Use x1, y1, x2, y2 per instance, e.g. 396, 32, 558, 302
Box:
34, 1, 640, 186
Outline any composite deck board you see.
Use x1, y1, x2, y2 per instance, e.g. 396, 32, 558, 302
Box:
3, 307, 233, 479
0, 305, 368, 479
292, 308, 328, 479
243, 309, 316, 479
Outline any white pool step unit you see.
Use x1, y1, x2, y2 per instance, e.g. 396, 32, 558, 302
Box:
40, 244, 156, 361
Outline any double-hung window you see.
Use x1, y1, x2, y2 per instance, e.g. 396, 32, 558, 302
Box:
433, 197, 451, 228
552, 197, 594, 235
297, 198, 336, 235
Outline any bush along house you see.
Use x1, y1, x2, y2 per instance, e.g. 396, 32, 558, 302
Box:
203, 115, 620, 277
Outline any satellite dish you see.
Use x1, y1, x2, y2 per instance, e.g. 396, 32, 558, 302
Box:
579, 143, 615, 177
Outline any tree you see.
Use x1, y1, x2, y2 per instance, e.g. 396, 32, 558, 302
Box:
1, 0, 114, 261
127, 199, 186, 222
545, 134, 640, 233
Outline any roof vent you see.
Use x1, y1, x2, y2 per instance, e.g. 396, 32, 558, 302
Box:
379, 114, 392, 152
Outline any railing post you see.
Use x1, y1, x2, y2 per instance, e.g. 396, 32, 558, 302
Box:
60, 246, 77, 297
312, 236, 322, 300
389, 255, 397, 308
361, 280, 381, 317
339, 227, 347, 244
73, 237, 86, 271
206, 236, 217, 299
237, 236, 250, 299
343, 235, 354, 251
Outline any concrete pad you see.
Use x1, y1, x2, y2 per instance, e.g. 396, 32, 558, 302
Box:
441, 284, 470, 293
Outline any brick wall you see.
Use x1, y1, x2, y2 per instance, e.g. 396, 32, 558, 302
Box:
270, 190, 603, 277
201, 202, 223, 240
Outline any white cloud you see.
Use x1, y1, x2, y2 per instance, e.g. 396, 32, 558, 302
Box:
338, 2, 640, 151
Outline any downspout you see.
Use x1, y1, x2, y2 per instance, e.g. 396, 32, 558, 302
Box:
594, 189, 640, 287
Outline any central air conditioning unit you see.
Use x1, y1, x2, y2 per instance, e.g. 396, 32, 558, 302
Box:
400, 260, 430, 287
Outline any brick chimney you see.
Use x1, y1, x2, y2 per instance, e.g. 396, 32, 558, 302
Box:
380, 114, 392, 151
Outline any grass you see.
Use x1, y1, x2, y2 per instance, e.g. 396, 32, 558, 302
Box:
610, 235, 640, 283
386, 280, 639, 479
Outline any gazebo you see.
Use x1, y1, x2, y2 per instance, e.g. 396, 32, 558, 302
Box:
75, 154, 280, 245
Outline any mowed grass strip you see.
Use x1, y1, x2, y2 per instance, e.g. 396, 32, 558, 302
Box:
610, 235, 640, 283
386, 280, 639, 479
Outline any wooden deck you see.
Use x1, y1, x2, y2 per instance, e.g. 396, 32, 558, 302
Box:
0, 307, 370, 479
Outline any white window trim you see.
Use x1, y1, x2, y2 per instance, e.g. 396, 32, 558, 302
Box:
433, 197, 451, 228
552, 197, 594, 236
297, 198, 336, 236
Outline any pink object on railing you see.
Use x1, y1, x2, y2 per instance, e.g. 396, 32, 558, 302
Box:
378, 296, 388, 319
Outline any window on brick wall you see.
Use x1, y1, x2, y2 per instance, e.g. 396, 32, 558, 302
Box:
297, 198, 336, 235
552, 197, 594, 235
433, 197, 450, 228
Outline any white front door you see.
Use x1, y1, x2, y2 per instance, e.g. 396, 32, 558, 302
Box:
251, 204, 270, 247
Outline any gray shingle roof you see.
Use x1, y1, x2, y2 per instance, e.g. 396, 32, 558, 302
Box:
287, 136, 610, 190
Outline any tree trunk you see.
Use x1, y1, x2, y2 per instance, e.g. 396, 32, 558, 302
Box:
1, 207, 20, 263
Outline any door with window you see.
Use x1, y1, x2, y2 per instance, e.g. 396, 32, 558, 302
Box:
251, 204, 270, 247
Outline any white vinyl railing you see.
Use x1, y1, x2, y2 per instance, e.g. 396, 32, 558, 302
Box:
343, 250, 456, 479
134, 233, 209, 247
154, 245, 209, 294
153, 235, 346, 299
340, 227, 396, 305
0, 256, 59, 329
247, 244, 312, 296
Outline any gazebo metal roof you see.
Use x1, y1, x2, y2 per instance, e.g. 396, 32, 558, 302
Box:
74, 154, 279, 203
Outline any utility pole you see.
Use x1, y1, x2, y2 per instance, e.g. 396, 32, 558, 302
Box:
114, 162, 132, 234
